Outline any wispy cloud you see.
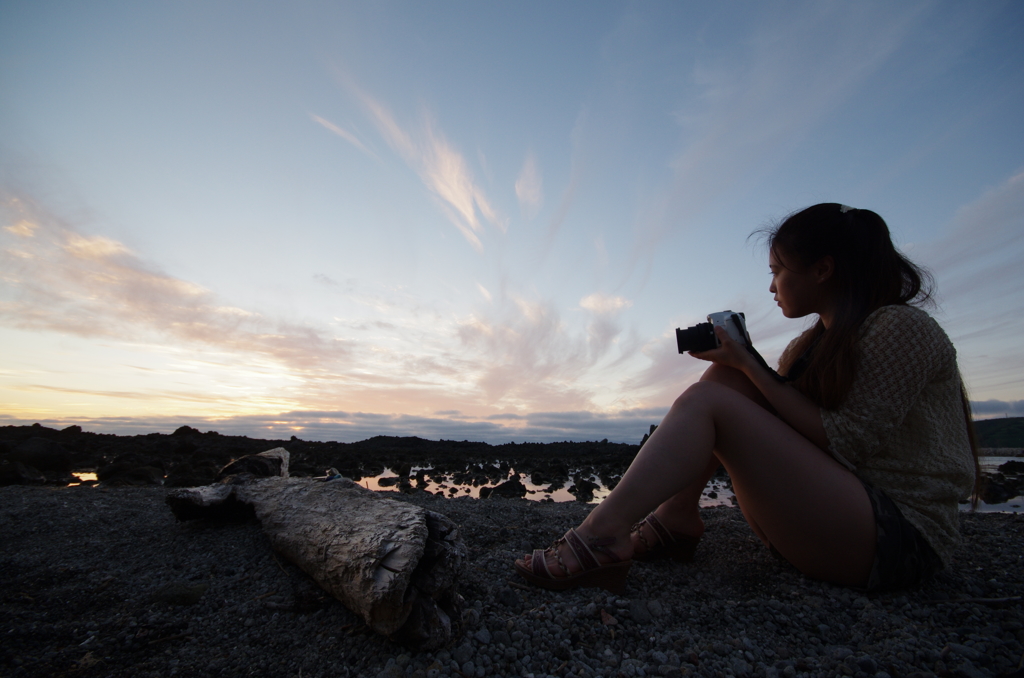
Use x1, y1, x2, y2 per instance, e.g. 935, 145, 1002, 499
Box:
0, 195, 350, 373
580, 293, 632, 361
580, 293, 631, 315
0, 192, 675, 423
311, 114, 380, 162
346, 85, 504, 251
515, 150, 544, 219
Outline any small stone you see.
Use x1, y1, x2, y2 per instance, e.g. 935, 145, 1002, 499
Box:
856, 657, 877, 673
461, 661, 475, 676
946, 643, 982, 662
629, 600, 653, 624
493, 630, 512, 646
646, 600, 666, 617
497, 587, 521, 609
376, 659, 404, 678
473, 628, 492, 645
601, 609, 619, 626
732, 658, 752, 677
453, 642, 474, 665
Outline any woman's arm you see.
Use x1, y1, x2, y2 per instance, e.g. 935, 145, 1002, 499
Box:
691, 326, 830, 449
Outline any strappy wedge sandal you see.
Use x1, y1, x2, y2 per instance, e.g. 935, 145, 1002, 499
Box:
514, 527, 632, 594
631, 512, 700, 564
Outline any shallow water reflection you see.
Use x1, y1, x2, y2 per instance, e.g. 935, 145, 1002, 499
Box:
356, 456, 1022, 512
358, 466, 737, 507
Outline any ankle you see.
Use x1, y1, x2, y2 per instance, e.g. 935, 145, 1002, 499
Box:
578, 514, 633, 547
654, 506, 704, 538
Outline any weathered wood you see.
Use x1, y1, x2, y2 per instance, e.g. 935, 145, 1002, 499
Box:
166, 448, 465, 649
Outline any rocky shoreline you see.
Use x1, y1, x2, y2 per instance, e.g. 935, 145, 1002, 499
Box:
2, 482, 1023, 678
2, 424, 1023, 677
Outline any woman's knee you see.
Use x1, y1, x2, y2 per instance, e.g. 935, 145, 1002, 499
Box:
671, 380, 732, 412
698, 364, 773, 410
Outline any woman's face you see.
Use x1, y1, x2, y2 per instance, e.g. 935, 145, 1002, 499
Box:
768, 248, 832, 320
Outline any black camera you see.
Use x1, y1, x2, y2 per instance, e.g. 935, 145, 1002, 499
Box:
676, 311, 749, 353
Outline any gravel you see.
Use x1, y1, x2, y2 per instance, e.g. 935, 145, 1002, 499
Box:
2, 485, 1022, 678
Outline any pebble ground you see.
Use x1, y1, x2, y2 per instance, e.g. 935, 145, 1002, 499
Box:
1, 485, 1022, 678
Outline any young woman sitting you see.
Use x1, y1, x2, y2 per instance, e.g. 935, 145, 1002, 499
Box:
515, 203, 978, 593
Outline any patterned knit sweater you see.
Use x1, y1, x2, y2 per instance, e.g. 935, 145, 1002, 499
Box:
780, 305, 975, 567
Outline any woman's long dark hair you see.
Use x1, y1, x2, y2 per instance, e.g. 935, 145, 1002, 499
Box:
763, 203, 980, 503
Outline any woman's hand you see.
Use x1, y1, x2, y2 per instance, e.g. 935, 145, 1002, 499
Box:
688, 326, 758, 375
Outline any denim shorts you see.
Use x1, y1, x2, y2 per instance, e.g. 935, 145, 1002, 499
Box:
859, 478, 942, 592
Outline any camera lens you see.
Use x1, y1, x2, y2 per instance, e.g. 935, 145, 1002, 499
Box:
676, 322, 718, 353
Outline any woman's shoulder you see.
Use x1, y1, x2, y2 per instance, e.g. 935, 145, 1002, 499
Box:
860, 304, 943, 336
858, 304, 955, 357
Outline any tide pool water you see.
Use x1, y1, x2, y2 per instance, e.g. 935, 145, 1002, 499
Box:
357, 456, 1022, 513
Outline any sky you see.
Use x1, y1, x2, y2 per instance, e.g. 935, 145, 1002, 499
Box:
1, 1, 1023, 443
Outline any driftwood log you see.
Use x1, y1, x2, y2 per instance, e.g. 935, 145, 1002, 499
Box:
166, 449, 466, 650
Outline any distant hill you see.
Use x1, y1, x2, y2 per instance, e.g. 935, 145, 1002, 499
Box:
974, 417, 1024, 448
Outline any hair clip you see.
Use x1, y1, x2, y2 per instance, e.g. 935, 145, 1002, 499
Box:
839, 204, 854, 213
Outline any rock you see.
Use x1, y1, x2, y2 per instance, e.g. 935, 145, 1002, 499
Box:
732, 658, 752, 676
473, 627, 492, 644
981, 475, 1021, 504
6, 437, 71, 473
855, 657, 877, 673
452, 642, 474, 665
647, 599, 666, 617
998, 460, 1024, 474
376, 658, 404, 678
496, 587, 520, 609
492, 630, 512, 646
489, 476, 527, 498
100, 465, 165, 486
0, 460, 46, 486
173, 425, 200, 436
149, 582, 208, 606
629, 599, 653, 623
568, 478, 598, 502
945, 643, 982, 662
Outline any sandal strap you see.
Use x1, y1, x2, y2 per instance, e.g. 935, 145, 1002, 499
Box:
563, 528, 622, 571
643, 512, 675, 547
531, 548, 552, 578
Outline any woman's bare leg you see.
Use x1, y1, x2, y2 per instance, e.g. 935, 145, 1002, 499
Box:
637, 364, 772, 544
536, 379, 876, 587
